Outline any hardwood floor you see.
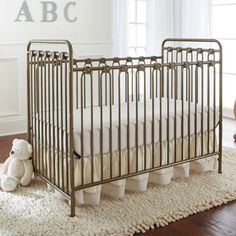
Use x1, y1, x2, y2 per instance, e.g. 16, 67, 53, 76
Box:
138, 200, 236, 236
0, 133, 27, 163
0, 118, 236, 236
139, 118, 236, 236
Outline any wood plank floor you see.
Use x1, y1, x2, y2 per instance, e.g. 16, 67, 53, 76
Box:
139, 118, 236, 236
0, 118, 236, 236
0, 133, 27, 163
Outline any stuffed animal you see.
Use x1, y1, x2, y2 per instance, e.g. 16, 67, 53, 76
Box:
0, 139, 33, 192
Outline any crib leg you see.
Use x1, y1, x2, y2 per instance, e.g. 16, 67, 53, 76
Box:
70, 192, 76, 217
218, 118, 223, 174
218, 152, 222, 174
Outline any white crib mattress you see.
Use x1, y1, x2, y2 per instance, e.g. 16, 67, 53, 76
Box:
73, 98, 218, 157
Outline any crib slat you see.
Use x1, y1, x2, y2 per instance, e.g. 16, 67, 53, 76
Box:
27, 52, 31, 157
125, 59, 133, 103
144, 68, 147, 170
196, 51, 204, 156
98, 60, 106, 107
60, 59, 65, 191
84, 70, 86, 108
181, 65, 184, 162
100, 71, 104, 181
40, 55, 45, 176
90, 72, 94, 183
167, 67, 170, 165
29, 53, 34, 169
80, 73, 85, 186
208, 52, 216, 154
213, 65, 216, 153
190, 53, 194, 103
64, 57, 69, 194
112, 58, 120, 105
36, 53, 41, 174
201, 63, 204, 156
155, 68, 158, 98
207, 63, 210, 154
174, 67, 177, 163
32, 54, 38, 173
55, 58, 60, 189
44, 55, 48, 179
135, 70, 139, 172
126, 70, 130, 175
194, 64, 199, 158
159, 66, 163, 167
47, 55, 52, 182
111, 66, 115, 106
151, 69, 155, 168
118, 70, 122, 177
187, 65, 191, 159
150, 65, 152, 99
109, 70, 113, 179
138, 69, 140, 102
175, 51, 180, 162
52, 55, 56, 185
75, 66, 79, 110
171, 51, 174, 98
131, 65, 134, 102
105, 72, 108, 106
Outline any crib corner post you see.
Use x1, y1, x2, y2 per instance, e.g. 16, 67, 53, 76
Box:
218, 39, 223, 174
26, 42, 32, 146
67, 40, 76, 217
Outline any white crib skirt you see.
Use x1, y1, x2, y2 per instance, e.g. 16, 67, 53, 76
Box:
50, 131, 218, 205
102, 179, 126, 198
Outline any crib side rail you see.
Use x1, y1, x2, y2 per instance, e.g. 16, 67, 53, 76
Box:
72, 38, 222, 193
27, 41, 75, 208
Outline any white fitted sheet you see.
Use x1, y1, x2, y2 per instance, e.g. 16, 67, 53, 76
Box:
74, 98, 218, 157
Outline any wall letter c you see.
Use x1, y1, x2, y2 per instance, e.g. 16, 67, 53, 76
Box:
64, 2, 77, 23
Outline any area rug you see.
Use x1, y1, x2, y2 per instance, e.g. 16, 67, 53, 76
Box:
1, 148, 236, 236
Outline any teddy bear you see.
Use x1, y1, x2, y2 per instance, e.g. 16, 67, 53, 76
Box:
0, 139, 33, 192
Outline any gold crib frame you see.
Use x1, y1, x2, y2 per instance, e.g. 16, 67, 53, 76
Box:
27, 38, 222, 217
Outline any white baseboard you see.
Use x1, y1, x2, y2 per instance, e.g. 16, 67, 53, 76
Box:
223, 107, 234, 119
0, 117, 27, 137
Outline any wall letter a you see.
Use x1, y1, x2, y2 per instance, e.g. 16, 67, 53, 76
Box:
15, 1, 33, 22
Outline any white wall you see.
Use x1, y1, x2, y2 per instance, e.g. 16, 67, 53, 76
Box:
147, 0, 175, 55
0, 0, 113, 136
173, 0, 210, 38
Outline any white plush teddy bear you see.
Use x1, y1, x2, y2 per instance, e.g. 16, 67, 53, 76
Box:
0, 139, 33, 192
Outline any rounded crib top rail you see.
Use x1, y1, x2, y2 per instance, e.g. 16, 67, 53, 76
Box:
162, 38, 222, 51
27, 39, 73, 51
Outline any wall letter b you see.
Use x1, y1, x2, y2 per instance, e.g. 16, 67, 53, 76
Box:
41, 1, 57, 22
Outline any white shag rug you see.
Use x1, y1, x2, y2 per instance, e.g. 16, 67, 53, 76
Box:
1, 148, 236, 236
